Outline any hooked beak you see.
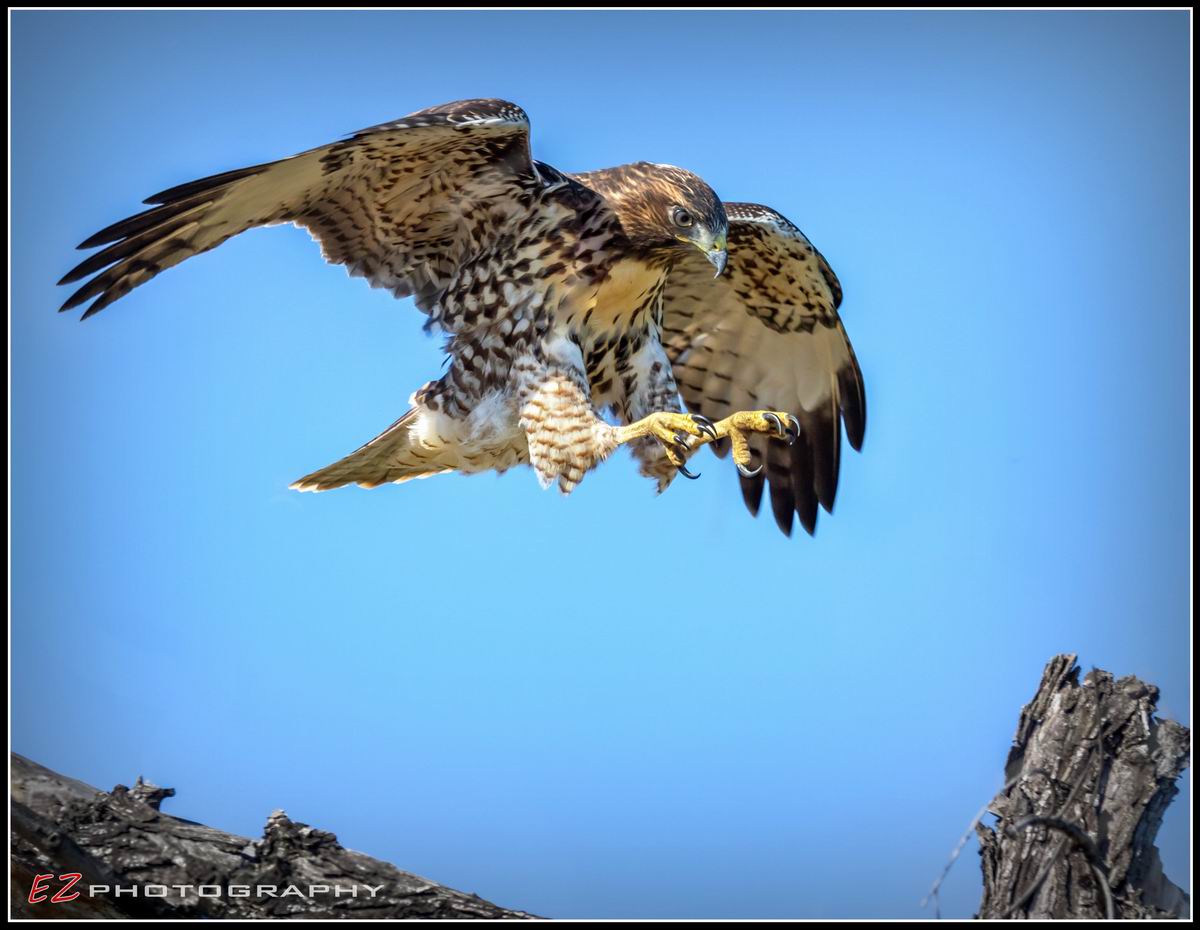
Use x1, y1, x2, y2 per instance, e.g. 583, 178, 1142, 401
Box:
704, 231, 729, 277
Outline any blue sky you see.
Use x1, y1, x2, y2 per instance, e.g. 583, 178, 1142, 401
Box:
11, 10, 1190, 919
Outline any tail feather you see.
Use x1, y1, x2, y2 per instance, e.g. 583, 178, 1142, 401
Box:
290, 410, 451, 492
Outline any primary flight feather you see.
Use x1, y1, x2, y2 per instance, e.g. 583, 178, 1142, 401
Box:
60, 98, 866, 538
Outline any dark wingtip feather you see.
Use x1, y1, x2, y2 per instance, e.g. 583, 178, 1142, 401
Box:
766, 446, 795, 537
143, 164, 269, 205
59, 262, 131, 315
811, 405, 841, 514
79, 290, 121, 320
791, 432, 819, 536
78, 230, 117, 250
738, 463, 765, 517
59, 251, 113, 285
59, 283, 93, 313
62, 213, 197, 286
837, 361, 867, 452
797, 503, 818, 536
770, 491, 794, 537
76, 211, 156, 249
843, 410, 866, 453
74, 196, 205, 250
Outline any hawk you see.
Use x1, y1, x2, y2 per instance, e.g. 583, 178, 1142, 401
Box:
59, 98, 866, 537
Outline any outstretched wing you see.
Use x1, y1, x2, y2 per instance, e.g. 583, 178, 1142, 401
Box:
662, 203, 866, 537
59, 99, 538, 319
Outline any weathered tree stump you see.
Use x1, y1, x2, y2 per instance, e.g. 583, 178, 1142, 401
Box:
975, 654, 1190, 919
11, 753, 537, 919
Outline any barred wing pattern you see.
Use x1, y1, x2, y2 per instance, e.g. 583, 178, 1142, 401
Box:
59, 99, 538, 319
662, 204, 866, 536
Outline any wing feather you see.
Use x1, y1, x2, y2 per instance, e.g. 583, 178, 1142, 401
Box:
663, 203, 866, 538
59, 98, 538, 319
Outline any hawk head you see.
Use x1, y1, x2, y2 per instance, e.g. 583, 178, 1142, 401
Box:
576, 162, 729, 275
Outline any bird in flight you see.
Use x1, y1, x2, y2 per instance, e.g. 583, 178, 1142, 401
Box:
59, 98, 865, 537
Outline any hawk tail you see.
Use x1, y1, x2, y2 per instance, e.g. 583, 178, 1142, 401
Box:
289, 410, 450, 492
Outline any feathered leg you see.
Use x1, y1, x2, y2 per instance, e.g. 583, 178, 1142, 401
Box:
513, 336, 802, 496
516, 345, 616, 494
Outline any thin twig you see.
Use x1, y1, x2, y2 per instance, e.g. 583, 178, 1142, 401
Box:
920, 775, 1020, 918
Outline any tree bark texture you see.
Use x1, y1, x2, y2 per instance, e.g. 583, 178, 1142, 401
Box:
976, 654, 1190, 919
10, 753, 537, 919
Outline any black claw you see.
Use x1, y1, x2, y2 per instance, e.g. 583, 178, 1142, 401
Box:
668, 438, 697, 476
763, 412, 799, 445
736, 460, 763, 478
690, 414, 718, 441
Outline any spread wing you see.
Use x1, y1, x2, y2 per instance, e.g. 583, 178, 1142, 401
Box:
59, 98, 538, 319
662, 203, 866, 537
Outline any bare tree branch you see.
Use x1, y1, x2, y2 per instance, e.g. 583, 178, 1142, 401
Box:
10, 753, 538, 919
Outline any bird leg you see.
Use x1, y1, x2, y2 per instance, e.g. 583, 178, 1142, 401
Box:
612, 410, 799, 480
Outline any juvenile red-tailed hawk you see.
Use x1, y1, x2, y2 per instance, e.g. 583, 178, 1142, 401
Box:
60, 98, 865, 537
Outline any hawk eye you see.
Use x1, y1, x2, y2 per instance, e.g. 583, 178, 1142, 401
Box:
671, 207, 694, 229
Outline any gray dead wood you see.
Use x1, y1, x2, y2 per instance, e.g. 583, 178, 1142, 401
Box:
10, 753, 538, 919
975, 654, 1190, 919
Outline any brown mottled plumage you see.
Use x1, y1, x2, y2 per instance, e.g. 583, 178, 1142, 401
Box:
59, 98, 865, 538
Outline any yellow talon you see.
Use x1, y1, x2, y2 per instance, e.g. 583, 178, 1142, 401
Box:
613, 409, 799, 480
611, 411, 716, 477
709, 410, 797, 478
